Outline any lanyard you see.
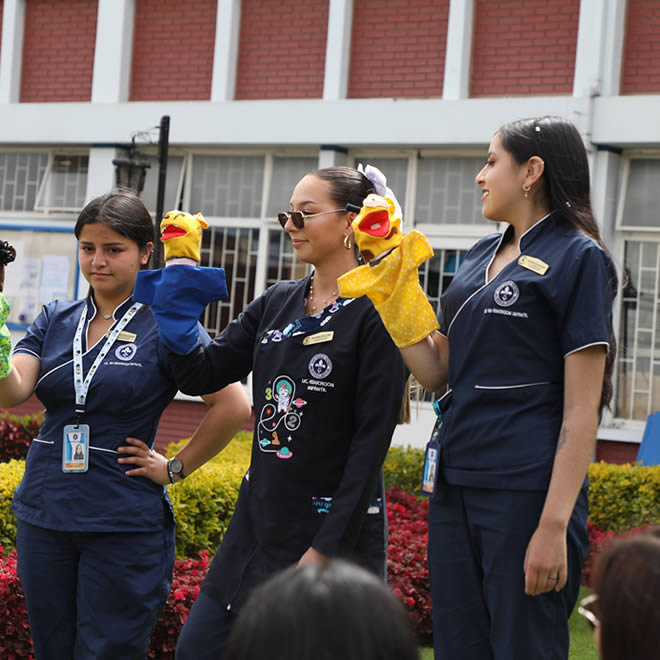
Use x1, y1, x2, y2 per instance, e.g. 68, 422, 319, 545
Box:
72, 301, 143, 418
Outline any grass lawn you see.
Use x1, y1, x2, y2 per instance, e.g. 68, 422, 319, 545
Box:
419, 586, 598, 660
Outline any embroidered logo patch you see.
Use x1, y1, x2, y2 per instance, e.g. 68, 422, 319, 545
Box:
493, 281, 519, 307
308, 353, 333, 379
114, 343, 137, 361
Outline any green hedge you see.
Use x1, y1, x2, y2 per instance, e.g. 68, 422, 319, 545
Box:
588, 461, 660, 533
3, 411, 660, 553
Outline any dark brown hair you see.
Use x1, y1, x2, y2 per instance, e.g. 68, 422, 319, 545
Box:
75, 190, 154, 265
592, 527, 660, 660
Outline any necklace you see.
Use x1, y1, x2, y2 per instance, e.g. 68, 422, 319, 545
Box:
307, 276, 337, 314
103, 314, 113, 320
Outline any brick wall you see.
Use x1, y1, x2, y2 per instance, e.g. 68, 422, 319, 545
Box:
470, 0, 579, 97
130, 0, 217, 101
620, 0, 660, 94
234, 0, 328, 100
348, 0, 449, 98
20, 0, 97, 102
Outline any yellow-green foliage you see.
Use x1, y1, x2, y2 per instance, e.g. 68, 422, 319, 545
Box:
167, 431, 252, 557
588, 461, 660, 533
0, 460, 25, 549
383, 445, 424, 494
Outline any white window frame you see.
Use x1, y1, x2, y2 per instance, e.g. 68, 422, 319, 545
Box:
33, 149, 90, 214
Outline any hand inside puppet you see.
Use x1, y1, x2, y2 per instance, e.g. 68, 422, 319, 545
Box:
134, 210, 228, 355
0, 240, 16, 379
337, 194, 439, 348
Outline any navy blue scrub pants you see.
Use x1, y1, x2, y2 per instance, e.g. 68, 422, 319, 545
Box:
16, 519, 175, 660
428, 485, 588, 660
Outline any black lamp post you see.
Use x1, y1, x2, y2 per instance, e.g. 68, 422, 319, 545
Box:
112, 139, 151, 195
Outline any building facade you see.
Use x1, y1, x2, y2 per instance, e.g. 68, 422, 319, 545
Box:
1, 0, 659, 457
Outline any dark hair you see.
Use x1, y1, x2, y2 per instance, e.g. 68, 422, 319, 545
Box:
499, 116, 617, 415
0, 240, 16, 267
592, 527, 660, 660
74, 190, 154, 266
224, 559, 419, 660
311, 166, 373, 210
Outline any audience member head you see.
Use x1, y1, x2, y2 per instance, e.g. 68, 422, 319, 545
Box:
587, 526, 660, 660
224, 558, 419, 660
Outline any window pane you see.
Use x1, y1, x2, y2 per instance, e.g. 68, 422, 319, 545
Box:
267, 156, 317, 218
139, 155, 185, 215
416, 157, 486, 225
201, 225, 260, 333
0, 152, 48, 211
189, 155, 264, 217
45, 155, 88, 210
616, 239, 660, 419
621, 160, 660, 229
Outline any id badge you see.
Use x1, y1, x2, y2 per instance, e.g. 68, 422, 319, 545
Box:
420, 438, 440, 497
62, 424, 90, 473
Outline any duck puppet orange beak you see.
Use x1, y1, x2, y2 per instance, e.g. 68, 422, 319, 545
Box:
351, 194, 402, 263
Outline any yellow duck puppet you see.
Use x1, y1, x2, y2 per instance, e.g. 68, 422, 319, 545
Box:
337, 194, 439, 348
133, 210, 228, 354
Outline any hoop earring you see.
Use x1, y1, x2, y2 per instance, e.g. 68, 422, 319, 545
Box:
343, 235, 353, 250
522, 184, 531, 198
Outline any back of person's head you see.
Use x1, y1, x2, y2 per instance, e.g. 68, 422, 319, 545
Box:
223, 558, 419, 660
592, 527, 660, 660
75, 190, 154, 264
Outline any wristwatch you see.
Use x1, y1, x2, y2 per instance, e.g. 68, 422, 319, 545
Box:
167, 456, 186, 483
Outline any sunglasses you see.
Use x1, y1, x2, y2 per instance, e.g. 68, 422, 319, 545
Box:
577, 594, 600, 630
277, 203, 360, 230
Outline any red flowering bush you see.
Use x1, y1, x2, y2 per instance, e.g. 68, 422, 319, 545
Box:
387, 486, 432, 644
0, 546, 34, 659
148, 550, 211, 659
581, 521, 651, 587
0, 412, 43, 463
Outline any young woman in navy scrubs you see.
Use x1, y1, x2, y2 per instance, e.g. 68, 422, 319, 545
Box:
149, 166, 408, 660
0, 191, 251, 660
381, 117, 616, 659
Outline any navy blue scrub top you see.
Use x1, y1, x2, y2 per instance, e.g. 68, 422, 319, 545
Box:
436, 213, 616, 491
11, 296, 200, 533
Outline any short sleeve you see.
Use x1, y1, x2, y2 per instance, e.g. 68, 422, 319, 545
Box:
559, 245, 616, 357
13, 303, 53, 359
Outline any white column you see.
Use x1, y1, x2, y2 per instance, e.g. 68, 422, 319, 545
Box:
590, 148, 621, 245
91, 0, 136, 102
86, 146, 119, 203
0, 0, 26, 104
318, 146, 349, 169
211, 0, 241, 101
573, 0, 626, 98
322, 0, 353, 100
442, 0, 474, 100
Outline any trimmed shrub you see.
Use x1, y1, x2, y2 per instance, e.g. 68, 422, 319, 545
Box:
387, 486, 432, 644
383, 445, 424, 495
148, 551, 211, 659
0, 547, 33, 658
0, 460, 24, 550
166, 431, 251, 558
588, 461, 660, 533
0, 412, 43, 463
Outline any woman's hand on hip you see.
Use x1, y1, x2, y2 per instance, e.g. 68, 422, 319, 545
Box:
523, 521, 568, 596
117, 436, 169, 485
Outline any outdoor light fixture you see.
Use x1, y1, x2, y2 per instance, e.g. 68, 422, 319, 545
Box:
112, 139, 151, 195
